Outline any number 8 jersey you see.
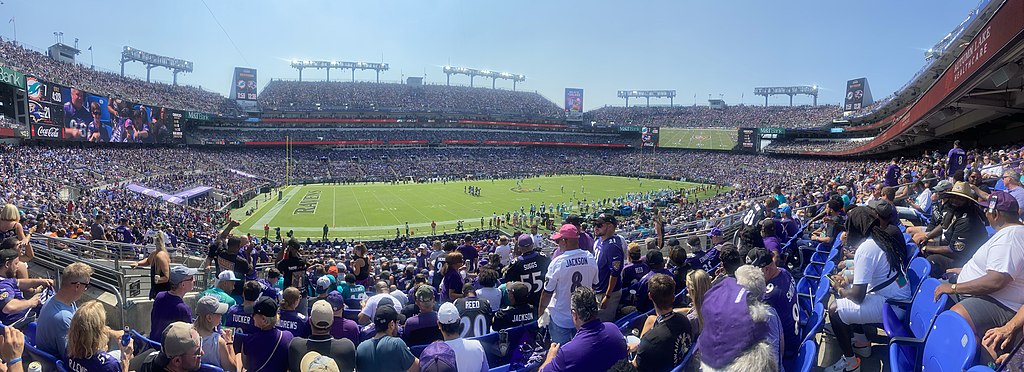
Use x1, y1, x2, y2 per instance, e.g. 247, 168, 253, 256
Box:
543, 249, 599, 329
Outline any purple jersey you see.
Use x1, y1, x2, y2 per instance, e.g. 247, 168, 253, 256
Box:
277, 310, 310, 338
68, 352, 122, 372
113, 225, 134, 244
594, 235, 625, 294
948, 148, 967, 175
225, 304, 256, 335
764, 269, 799, 359
685, 248, 720, 274
620, 262, 651, 292
884, 164, 900, 187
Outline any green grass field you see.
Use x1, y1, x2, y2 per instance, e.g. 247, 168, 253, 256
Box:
232, 175, 721, 240
659, 128, 738, 150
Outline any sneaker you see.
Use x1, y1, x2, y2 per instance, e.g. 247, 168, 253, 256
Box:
853, 343, 872, 358
824, 356, 861, 372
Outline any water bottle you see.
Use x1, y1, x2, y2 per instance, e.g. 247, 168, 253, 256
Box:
26, 361, 41, 372
121, 327, 131, 347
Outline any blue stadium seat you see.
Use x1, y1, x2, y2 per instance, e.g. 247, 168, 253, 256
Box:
669, 343, 698, 372
24, 342, 69, 372
796, 340, 817, 372
884, 278, 950, 371
813, 276, 832, 307
24, 321, 36, 346
965, 366, 996, 372
906, 242, 921, 263
467, 331, 503, 367
803, 260, 835, 285
613, 311, 641, 330
802, 302, 826, 345
889, 311, 976, 372
498, 321, 539, 367
907, 257, 932, 294
795, 277, 815, 319
198, 364, 226, 372
131, 329, 162, 352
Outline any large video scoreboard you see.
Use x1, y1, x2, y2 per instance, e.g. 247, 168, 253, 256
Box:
738, 127, 758, 152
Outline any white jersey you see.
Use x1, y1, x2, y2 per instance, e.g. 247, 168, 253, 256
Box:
544, 249, 599, 328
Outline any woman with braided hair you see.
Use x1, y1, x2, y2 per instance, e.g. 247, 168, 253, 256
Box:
825, 206, 913, 372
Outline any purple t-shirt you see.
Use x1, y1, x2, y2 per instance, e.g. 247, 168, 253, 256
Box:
594, 235, 625, 294
763, 236, 781, 256
440, 269, 464, 303
241, 328, 294, 371
330, 316, 360, 346
149, 292, 192, 343
541, 319, 627, 372
884, 164, 900, 187
225, 304, 256, 335
764, 269, 799, 359
0, 277, 27, 325
948, 148, 967, 175
457, 244, 478, 261
620, 262, 651, 292
277, 310, 310, 338
402, 311, 443, 346
635, 268, 673, 312
67, 352, 121, 372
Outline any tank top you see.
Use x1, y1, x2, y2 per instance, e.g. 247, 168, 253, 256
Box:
199, 331, 222, 367
0, 226, 17, 241
148, 256, 171, 300
353, 256, 370, 281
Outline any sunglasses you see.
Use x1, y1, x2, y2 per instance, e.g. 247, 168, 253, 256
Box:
71, 281, 90, 288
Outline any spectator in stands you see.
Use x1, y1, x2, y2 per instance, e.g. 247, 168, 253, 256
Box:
934, 191, 1024, 362
680, 269, 712, 336
0, 204, 31, 276
131, 231, 171, 300
439, 252, 466, 303
321, 291, 359, 345
416, 341, 459, 372
634, 250, 672, 313
239, 296, 293, 371
948, 140, 968, 179
276, 238, 309, 313
0, 244, 52, 329
402, 285, 443, 346
149, 265, 196, 343
632, 273, 692, 371
36, 262, 93, 359
539, 224, 599, 344
278, 287, 311, 338
919, 182, 989, 277
475, 268, 501, 310
593, 213, 625, 322
735, 264, 783, 370
760, 218, 782, 265
137, 322, 203, 372
288, 301, 357, 372
357, 281, 402, 326
457, 235, 480, 273
66, 300, 133, 372
696, 269, 776, 371
199, 271, 240, 309
495, 236, 513, 267
503, 234, 550, 308
437, 302, 489, 372
454, 283, 492, 338
621, 242, 650, 302
192, 296, 238, 372
826, 206, 911, 372
541, 286, 627, 372
355, 304, 418, 372
998, 169, 1024, 215
492, 281, 535, 331
225, 281, 262, 335
748, 247, 799, 362
910, 180, 953, 244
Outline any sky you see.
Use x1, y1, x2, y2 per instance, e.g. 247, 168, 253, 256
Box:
0, 0, 979, 109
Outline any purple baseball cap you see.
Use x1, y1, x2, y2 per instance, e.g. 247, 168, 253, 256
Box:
419, 341, 458, 372
980, 190, 1020, 215
696, 277, 769, 370
325, 291, 345, 311
707, 227, 723, 237
516, 234, 534, 249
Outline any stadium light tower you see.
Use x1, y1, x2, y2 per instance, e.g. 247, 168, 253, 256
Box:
290, 60, 389, 83
443, 66, 526, 90
753, 85, 819, 106
120, 46, 193, 84
616, 90, 677, 107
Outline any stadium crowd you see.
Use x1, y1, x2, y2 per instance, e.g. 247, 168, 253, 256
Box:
0, 38, 239, 116
763, 139, 871, 154
190, 127, 632, 146
259, 81, 565, 121
583, 104, 842, 129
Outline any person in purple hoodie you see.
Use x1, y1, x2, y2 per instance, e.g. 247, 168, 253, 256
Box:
239, 296, 293, 372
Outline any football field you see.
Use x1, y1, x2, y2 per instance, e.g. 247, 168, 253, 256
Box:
233, 175, 722, 240
659, 128, 738, 150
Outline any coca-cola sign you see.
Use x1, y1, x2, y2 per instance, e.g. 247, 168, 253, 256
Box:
32, 125, 62, 139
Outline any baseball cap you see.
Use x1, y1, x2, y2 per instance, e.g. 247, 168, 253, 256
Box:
707, 227, 723, 237
325, 291, 345, 311
0, 249, 17, 264
309, 300, 335, 329
696, 277, 769, 369
565, 214, 584, 225
745, 247, 773, 268
667, 238, 680, 247
550, 224, 579, 240
932, 180, 954, 193
980, 190, 1020, 214
593, 213, 617, 226
217, 270, 241, 283
246, 296, 279, 317
160, 322, 199, 358
419, 341, 458, 372
195, 295, 228, 316
373, 304, 402, 328
300, 351, 341, 372
777, 205, 793, 216
646, 250, 665, 266
516, 234, 534, 249
867, 199, 896, 221
415, 285, 436, 303
316, 276, 332, 293
168, 266, 197, 286
438, 302, 460, 325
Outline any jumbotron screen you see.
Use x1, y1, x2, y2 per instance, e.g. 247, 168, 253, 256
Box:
658, 128, 738, 150
738, 127, 758, 152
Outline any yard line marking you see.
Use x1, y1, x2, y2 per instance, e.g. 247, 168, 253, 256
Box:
350, 187, 370, 226
251, 186, 302, 228
368, 189, 401, 225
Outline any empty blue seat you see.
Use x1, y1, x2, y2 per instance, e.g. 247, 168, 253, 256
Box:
885, 278, 950, 371
24, 321, 36, 346
803, 260, 835, 285
198, 364, 226, 372
131, 329, 162, 352
966, 365, 996, 372
796, 340, 817, 372
907, 257, 932, 294
25, 342, 69, 372
889, 311, 976, 372
802, 302, 826, 345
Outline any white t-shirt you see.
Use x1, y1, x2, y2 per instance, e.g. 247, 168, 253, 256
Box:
544, 249, 599, 328
853, 239, 912, 301
915, 189, 933, 212
446, 338, 489, 372
958, 225, 1024, 310
476, 287, 502, 310
358, 293, 401, 319
495, 244, 513, 266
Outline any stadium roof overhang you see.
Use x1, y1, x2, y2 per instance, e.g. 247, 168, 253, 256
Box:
809, 0, 1024, 156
